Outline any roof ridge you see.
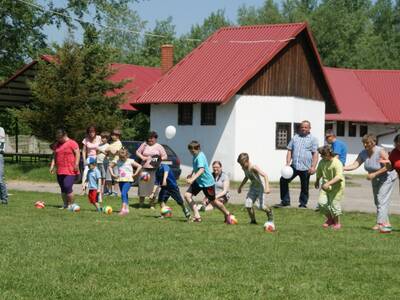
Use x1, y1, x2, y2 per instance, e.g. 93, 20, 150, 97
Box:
217, 22, 306, 31
324, 66, 400, 73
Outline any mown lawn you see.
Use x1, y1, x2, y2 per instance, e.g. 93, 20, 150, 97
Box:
1, 191, 399, 299
4, 161, 54, 182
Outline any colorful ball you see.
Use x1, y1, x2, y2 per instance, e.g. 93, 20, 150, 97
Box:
264, 221, 276, 232
34, 201, 45, 209
160, 206, 172, 217
227, 214, 238, 225
140, 171, 151, 182
104, 206, 113, 215
68, 203, 81, 212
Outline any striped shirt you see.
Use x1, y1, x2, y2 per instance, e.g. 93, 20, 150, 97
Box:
287, 133, 318, 171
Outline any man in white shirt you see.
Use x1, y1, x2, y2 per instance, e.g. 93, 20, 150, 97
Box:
0, 126, 8, 204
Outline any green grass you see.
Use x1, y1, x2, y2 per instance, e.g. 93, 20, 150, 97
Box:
1, 191, 400, 299
5, 161, 54, 182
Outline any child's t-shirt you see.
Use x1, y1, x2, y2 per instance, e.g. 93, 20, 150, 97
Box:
82, 136, 101, 158
192, 152, 215, 188
116, 158, 136, 182
107, 140, 122, 161
155, 164, 178, 189
97, 142, 109, 164
316, 157, 345, 192
87, 167, 101, 190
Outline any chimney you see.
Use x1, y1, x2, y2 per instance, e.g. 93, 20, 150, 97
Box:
161, 44, 174, 74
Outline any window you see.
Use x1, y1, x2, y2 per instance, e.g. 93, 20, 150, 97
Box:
276, 123, 291, 150
360, 125, 368, 137
294, 123, 301, 135
201, 103, 216, 125
336, 121, 345, 136
178, 104, 193, 125
325, 123, 333, 131
348, 122, 357, 137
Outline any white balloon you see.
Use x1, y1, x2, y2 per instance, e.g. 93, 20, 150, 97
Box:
165, 125, 176, 139
281, 166, 294, 179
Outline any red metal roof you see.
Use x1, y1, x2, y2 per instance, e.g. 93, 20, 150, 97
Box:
136, 22, 335, 105
325, 67, 400, 124
108, 64, 161, 110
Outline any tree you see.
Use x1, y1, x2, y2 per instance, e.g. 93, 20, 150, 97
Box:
18, 28, 127, 142
238, 0, 284, 26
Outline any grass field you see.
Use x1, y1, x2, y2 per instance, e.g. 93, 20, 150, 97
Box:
4, 161, 54, 182
1, 191, 400, 299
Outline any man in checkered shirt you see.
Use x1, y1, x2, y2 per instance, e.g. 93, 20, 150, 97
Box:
275, 120, 319, 208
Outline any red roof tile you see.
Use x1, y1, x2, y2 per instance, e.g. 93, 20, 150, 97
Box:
108, 64, 161, 110
325, 67, 400, 124
136, 23, 331, 104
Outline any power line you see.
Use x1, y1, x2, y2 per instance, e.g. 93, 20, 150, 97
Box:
15, 0, 202, 42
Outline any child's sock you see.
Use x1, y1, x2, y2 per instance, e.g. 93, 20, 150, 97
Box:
266, 209, 274, 222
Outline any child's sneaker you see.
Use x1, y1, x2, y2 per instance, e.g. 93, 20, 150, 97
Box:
249, 220, 258, 225
379, 223, 392, 233
118, 209, 129, 216
322, 218, 334, 228
332, 223, 341, 230
183, 207, 191, 219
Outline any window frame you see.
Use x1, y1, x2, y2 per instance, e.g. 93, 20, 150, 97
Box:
200, 103, 217, 126
336, 121, 345, 137
359, 124, 368, 137
178, 103, 193, 126
276, 122, 292, 150
348, 122, 357, 137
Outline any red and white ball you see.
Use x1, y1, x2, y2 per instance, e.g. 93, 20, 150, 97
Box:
34, 201, 45, 209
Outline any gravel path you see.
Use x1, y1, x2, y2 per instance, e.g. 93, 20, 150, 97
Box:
7, 178, 400, 215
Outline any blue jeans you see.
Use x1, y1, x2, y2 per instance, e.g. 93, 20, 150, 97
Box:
280, 168, 310, 206
119, 182, 131, 205
0, 154, 8, 202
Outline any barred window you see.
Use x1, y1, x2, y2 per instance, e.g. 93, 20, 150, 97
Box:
348, 122, 357, 137
360, 125, 368, 137
201, 103, 216, 125
294, 122, 301, 135
337, 121, 345, 136
178, 104, 193, 125
276, 123, 291, 150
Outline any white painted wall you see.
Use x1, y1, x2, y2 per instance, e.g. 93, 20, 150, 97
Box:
150, 95, 326, 182
233, 95, 325, 181
325, 121, 400, 175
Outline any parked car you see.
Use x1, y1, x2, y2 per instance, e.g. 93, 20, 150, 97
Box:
121, 141, 182, 180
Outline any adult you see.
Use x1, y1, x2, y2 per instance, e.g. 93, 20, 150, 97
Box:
325, 129, 348, 165
344, 134, 397, 230
200, 161, 230, 211
0, 126, 8, 205
81, 126, 101, 190
276, 120, 319, 208
136, 131, 167, 208
389, 134, 400, 177
50, 128, 80, 209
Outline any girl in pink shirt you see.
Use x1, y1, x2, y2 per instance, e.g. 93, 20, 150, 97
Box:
82, 126, 101, 192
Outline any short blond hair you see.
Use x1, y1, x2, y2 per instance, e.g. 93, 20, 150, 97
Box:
362, 134, 377, 145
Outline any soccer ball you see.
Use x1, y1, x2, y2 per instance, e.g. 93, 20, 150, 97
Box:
160, 206, 172, 217
34, 201, 45, 209
68, 203, 81, 212
140, 171, 151, 182
226, 214, 238, 225
104, 206, 113, 215
264, 221, 276, 232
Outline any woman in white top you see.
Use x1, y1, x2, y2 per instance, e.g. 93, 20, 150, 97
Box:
81, 126, 101, 191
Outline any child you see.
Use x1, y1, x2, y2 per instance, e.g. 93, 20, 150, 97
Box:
83, 157, 102, 211
105, 129, 123, 196
149, 155, 191, 219
237, 153, 275, 230
184, 141, 236, 224
96, 131, 110, 202
109, 148, 142, 216
315, 145, 345, 230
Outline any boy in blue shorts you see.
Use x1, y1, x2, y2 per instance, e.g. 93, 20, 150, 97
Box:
184, 141, 236, 224
149, 155, 191, 219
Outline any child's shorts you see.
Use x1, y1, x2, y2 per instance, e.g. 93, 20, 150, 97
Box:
245, 187, 266, 210
187, 182, 215, 201
158, 187, 184, 205
106, 165, 119, 182
88, 189, 98, 204
97, 163, 107, 179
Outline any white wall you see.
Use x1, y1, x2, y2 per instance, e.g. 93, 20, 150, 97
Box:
234, 95, 325, 181
150, 100, 237, 179
325, 121, 400, 175
150, 95, 326, 182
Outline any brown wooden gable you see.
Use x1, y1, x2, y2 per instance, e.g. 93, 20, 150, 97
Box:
239, 30, 336, 113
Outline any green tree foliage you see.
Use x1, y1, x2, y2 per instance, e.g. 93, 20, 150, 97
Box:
18, 28, 126, 142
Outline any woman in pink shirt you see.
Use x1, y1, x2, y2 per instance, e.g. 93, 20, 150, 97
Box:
50, 128, 80, 209
136, 131, 167, 208
81, 126, 101, 191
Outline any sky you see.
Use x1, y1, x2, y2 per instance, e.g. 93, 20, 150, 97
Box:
42, 0, 267, 44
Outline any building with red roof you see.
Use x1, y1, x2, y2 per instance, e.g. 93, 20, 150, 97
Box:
137, 22, 339, 180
